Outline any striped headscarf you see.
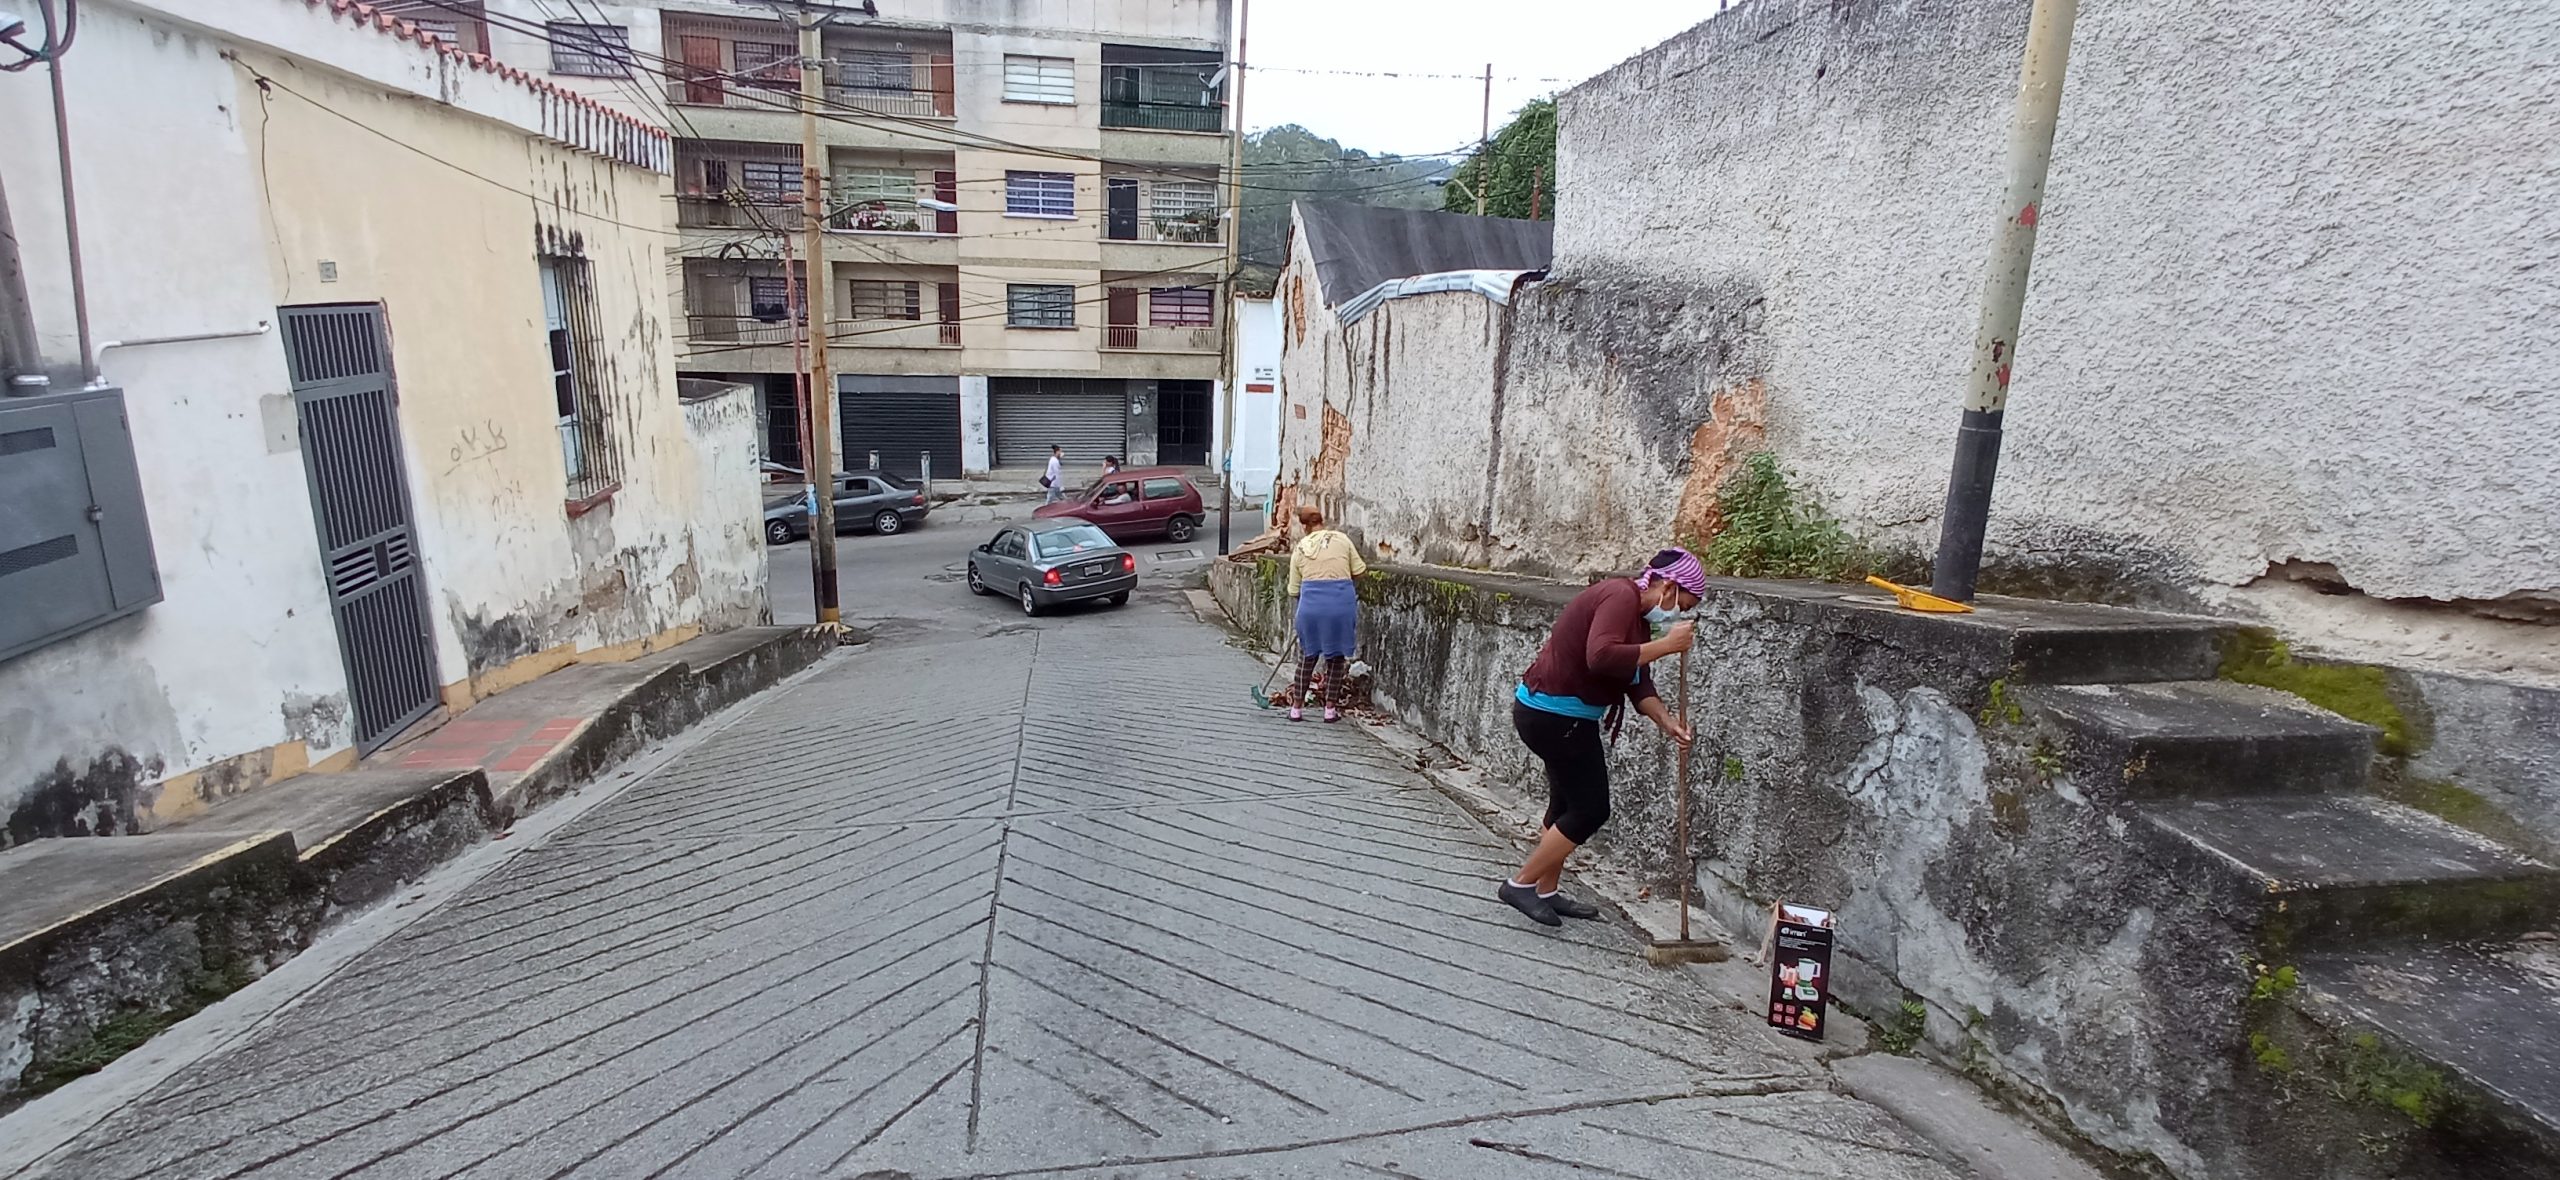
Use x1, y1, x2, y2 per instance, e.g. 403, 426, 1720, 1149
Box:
1636, 547, 1708, 598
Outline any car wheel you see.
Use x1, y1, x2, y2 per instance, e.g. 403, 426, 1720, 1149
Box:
1019, 585, 1042, 617
966, 562, 988, 595
765, 519, 795, 545
1108, 591, 1129, 607
1166, 515, 1198, 543
873, 510, 901, 535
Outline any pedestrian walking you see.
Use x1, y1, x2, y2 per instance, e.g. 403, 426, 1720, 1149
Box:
1498, 547, 1704, 926
1101, 454, 1122, 480
1285, 506, 1366, 723
1042, 444, 1065, 504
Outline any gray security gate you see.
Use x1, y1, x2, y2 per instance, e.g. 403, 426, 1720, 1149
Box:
989, 377, 1128, 467
281, 305, 442, 752
839, 384, 962, 481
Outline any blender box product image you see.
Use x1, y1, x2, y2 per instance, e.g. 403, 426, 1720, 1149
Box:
1765, 903, 1836, 1043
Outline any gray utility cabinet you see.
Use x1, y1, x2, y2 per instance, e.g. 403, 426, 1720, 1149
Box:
0, 386, 161, 663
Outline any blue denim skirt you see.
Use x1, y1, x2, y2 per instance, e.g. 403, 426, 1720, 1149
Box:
1294, 578, 1359, 659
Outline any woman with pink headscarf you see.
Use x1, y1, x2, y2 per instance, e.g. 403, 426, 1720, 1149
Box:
1497, 548, 1704, 927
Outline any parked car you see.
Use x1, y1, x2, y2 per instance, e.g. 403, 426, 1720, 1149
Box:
968, 519, 1137, 616
764, 471, 929, 544
1031, 466, 1205, 543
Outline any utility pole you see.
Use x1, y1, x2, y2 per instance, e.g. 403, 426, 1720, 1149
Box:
1476, 63, 1492, 216
1929, 0, 2078, 603
1530, 164, 1542, 221
1215, 0, 1249, 555
796, 6, 843, 627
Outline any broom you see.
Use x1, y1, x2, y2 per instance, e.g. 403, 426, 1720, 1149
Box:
1646, 648, 1730, 965
1248, 631, 1300, 709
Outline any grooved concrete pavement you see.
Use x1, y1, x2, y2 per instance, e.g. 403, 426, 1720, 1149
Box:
19, 587, 1962, 1179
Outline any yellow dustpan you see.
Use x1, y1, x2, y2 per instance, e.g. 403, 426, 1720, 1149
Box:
1866, 575, 1975, 614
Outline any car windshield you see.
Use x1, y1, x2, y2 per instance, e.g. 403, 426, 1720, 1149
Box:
1035, 525, 1115, 559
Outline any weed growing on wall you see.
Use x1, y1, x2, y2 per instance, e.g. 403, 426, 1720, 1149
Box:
1700, 452, 1869, 581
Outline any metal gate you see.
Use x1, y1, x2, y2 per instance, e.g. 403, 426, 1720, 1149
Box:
840, 388, 962, 481
1156, 379, 1212, 466
281, 305, 442, 752
989, 377, 1127, 467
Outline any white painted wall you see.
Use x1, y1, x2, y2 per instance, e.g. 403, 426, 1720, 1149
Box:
0, 0, 760, 835
1549, 0, 2560, 676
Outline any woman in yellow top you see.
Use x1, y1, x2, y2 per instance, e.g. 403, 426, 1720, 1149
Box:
1285, 505, 1367, 722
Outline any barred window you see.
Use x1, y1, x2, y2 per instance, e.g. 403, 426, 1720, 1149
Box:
1007, 284, 1075, 329
547, 22, 631, 78
732, 41, 797, 90
1149, 286, 1213, 327
848, 280, 922, 321
841, 50, 914, 94
1005, 171, 1075, 218
1149, 181, 1215, 221
749, 276, 807, 323
1002, 55, 1074, 104
740, 160, 800, 198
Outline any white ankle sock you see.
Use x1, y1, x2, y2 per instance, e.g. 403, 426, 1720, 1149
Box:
1507, 877, 1536, 890
1537, 889, 1558, 898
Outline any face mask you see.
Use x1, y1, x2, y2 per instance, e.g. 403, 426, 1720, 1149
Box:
1645, 604, 1679, 626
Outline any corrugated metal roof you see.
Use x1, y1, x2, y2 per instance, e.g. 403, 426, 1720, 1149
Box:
1290, 201, 1554, 307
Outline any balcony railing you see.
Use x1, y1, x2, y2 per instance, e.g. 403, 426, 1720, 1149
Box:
664, 79, 951, 117
1107, 213, 1220, 245
1101, 100, 1224, 133
676, 195, 802, 230
1101, 324, 1217, 353
1105, 324, 1138, 350
687, 316, 958, 349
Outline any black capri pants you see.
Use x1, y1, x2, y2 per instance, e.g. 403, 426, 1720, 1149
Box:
1513, 699, 1611, 844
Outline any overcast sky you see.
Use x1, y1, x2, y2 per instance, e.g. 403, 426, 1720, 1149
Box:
1237, 1, 1718, 157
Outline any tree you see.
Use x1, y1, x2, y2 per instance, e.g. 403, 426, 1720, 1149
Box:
1235, 125, 1445, 294
1442, 98, 1556, 220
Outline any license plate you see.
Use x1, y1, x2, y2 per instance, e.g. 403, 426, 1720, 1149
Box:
1078, 562, 1107, 577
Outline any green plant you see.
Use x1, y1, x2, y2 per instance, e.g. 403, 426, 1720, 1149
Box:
2029, 740, 2064, 782
1978, 679, 2024, 727
1722, 755, 1745, 782
1877, 996, 1929, 1055
2250, 964, 2301, 1003
2218, 633, 2413, 757
1701, 452, 1868, 582
2250, 1032, 2296, 1075
2335, 1033, 2452, 1128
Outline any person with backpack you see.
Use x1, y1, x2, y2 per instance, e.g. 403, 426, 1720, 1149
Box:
1042, 444, 1064, 504
1497, 547, 1704, 926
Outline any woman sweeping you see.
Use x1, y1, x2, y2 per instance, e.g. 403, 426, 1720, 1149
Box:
1498, 548, 1703, 926
1285, 506, 1366, 722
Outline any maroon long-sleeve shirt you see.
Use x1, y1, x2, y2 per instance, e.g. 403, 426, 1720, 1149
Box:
1521, 578, 1661, 713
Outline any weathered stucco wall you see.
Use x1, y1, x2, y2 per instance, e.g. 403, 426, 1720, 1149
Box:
1273, 0, 2559, 686
0, 0, 759, 840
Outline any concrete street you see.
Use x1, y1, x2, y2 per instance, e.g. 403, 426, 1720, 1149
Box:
11, 514, 1964, 1179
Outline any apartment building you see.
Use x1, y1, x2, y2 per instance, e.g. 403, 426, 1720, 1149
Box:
418, 0, 1234, 480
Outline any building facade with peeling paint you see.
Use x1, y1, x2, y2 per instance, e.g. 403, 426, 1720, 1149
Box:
0, 0, 765, 843
1271, 1, 2560, 691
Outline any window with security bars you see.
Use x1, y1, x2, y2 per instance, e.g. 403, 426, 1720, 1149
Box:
749, 276, 807, 323
848, 280, 921, 321
1007, 284, 1075, 329
840, 50, 915, 94
740, 160, 800, 199
547, 22, 632, 78
1149, 286, 1213, 327
540, 257, 619, 496
1003, 55, 1074, 104
1149, 180, 1217, 241
732, 41, 796, 90
834, 168, 925, 231
1005, 171, 1075, 218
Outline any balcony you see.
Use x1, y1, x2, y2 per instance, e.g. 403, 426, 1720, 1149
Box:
675, 195, 802, 231
1101, 55, 1224, 134
1101, 99, 1224, 134
685, 316, 959, 351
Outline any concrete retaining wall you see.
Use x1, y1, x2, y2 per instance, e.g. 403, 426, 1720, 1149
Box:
1210, 557, 2514, 1179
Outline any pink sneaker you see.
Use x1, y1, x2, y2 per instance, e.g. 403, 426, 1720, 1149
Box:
1287, 706, 1304, 722
1323, 707, 1341, 723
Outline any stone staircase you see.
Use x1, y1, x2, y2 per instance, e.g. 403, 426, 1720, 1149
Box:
2021, 674, 2560, 1172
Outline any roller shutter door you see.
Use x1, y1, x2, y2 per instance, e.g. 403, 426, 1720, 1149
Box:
839, 388, 962, 481
990, 377, 1127, 468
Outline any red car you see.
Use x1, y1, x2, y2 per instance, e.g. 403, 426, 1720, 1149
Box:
1032, 466, 1206, 543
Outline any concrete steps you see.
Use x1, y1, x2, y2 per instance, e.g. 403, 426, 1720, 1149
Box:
2030, 680, 2378, 797
2136, 794, 2560, 949
2294, 940, 2560, 1173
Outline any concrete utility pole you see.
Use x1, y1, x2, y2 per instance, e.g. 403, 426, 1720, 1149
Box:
1930, 0, 2079, 603
1476, 63, 1491, 216
1215, 0, 1249, 555
796, 6, 843, 627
